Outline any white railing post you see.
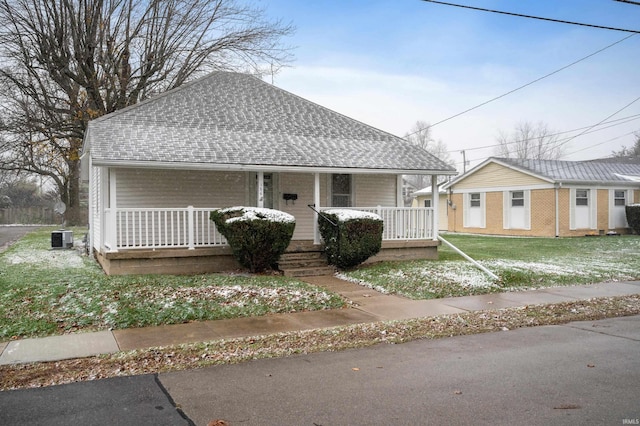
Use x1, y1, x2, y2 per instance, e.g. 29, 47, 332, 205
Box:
187, 205, 195, 250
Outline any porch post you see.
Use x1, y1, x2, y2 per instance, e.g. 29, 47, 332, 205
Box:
432, 175, 439, 241
396, 175, 403, 207
257, 171, 264, 208
314, 172, 320, 244
107, 169, 118, 251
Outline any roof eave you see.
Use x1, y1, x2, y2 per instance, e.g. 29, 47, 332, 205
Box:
90, 159, 458, 175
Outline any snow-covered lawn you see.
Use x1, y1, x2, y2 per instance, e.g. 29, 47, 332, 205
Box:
339, 235, 640, 299
0, 228, 345, 339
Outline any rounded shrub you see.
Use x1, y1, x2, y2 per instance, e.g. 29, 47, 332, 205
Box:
626, 204, 640, 234
318, 209, 383, 269
210, 207, 295, 273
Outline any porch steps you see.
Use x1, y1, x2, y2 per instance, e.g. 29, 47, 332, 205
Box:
277, 251, 336, 277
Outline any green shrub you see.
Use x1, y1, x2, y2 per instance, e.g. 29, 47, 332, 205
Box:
211, 207, 295, 273
318, 209, 383, 269
626, 204, 640, 234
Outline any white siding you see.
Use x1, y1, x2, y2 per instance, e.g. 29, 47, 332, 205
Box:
278, 172, 321, 240
90, 166, 103, 250
115, 169, 246, 208
354, 174, 397, 206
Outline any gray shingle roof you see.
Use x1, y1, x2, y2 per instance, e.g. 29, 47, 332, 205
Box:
497, 157, 640, 184
84, 71, 455, 174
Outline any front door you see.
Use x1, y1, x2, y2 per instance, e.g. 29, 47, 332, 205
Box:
574, 189, 590, 229
611, 189, 628, 228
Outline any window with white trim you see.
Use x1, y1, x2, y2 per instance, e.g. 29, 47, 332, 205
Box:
331, 174, 352, 207
614, 190, 626, 206
511, 191, 524, 207
575, 189, 589, 206
470, 193, 481, 208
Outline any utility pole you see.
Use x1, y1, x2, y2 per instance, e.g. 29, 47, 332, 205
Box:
461, 150, 467, 173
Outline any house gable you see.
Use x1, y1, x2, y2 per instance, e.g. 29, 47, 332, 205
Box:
449, 161, 552, 191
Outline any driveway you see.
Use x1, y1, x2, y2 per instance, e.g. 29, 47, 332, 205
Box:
0, 226, 40, 252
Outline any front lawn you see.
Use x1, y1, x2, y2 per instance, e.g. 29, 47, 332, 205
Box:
2, 228, 639, 340
339, 233, 640, 299
0, 227, 345, 339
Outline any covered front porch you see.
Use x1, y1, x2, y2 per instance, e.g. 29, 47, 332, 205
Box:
95, 204, 440, 275
91, 169, 443, 275
104, 205, 437, 251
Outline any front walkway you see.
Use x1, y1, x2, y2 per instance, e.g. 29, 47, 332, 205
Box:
1, 278, 640, 365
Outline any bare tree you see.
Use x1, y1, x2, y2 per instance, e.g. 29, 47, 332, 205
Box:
494, 121, 565, 160
611, 132, 640, 158
403, 120, 454, 196
0, 0, 294, 224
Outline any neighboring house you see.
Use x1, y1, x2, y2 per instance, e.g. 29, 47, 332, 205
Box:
402, 179, 419, 207
411, 185, 449, 231
443, 157, 640, 237
82, 71, 456, 274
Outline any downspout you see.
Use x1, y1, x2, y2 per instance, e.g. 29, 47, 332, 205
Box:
438, 235, 500, 281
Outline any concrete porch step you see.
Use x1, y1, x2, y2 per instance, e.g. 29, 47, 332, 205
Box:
277, 250, 334, 277
281, 265, 337, 278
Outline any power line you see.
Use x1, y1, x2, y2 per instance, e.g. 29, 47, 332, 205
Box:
420, 0, 640, 34
447, 113, 640, 164
563, 131, 637, 156
407, 33, 637, 134
447, 114, 640, 153
555, 95, 640, 149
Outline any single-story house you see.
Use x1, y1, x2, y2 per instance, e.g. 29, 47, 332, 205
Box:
411, 185, 449, 231
82, 71, 456, 275
443, 157, 640, 237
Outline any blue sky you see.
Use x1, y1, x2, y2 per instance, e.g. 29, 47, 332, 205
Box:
260, 0, 640, 169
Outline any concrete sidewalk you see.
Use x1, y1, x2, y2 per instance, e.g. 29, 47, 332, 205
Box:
2, 277, 639, 365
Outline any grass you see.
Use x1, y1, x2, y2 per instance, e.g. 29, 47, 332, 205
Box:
0, 227, 345, 339
339, 233, 640, 299
2, 228, 639, 340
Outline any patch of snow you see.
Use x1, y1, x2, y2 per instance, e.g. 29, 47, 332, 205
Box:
221, 207, 295, 224
323, 209, 382, 221
4, 248, 85, 268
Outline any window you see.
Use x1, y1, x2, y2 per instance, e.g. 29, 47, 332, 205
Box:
470, 193, 481, 207
331, 174, 352, 207
511, 191, 524, 207
424, 199, 432, 208
614, 190, 626, 206
575, 189, 589, 206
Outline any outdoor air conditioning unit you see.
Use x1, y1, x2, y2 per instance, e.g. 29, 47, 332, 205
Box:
51, 230, 73, 249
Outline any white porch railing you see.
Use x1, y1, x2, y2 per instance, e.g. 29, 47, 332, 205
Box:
105, 207, 226, 250
321, 206, 434, 240
104, 206, 434, 251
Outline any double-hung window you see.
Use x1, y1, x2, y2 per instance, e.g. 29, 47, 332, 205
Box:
575, 189, 589, 206
511, 191, 525, 207
331, 174, 352, 207
470, 193, 481, 208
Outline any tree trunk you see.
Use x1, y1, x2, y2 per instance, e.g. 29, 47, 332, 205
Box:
64, 158, 84, 226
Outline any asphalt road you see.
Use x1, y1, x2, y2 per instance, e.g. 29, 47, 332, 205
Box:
1, 315, 639, 426
0, 225, 40, 251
